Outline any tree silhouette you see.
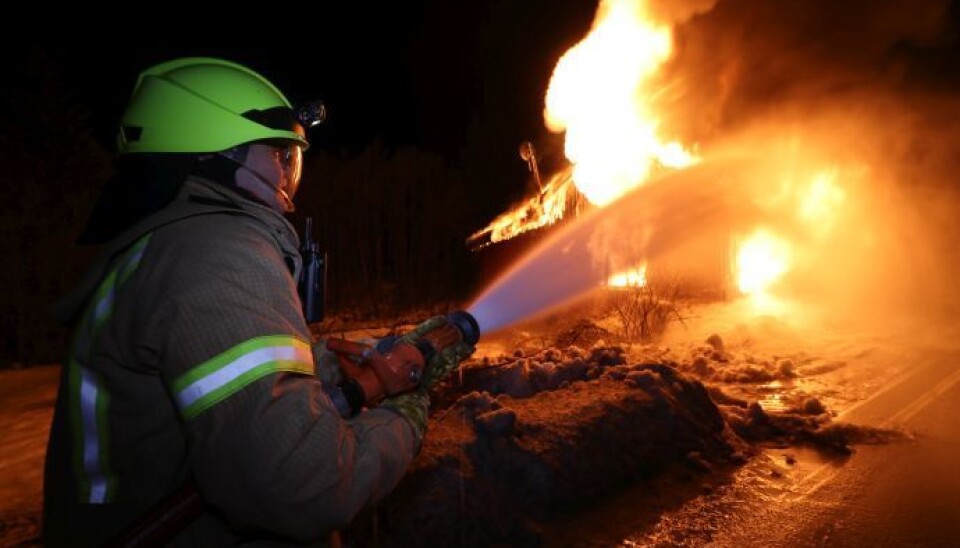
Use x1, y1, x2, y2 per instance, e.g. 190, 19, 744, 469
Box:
0, 49, 110, 366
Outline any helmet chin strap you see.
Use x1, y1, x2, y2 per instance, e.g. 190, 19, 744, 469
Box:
217, 152, 294, 212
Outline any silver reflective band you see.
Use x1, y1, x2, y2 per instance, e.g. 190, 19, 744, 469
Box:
93, 286, 114, 324
80, 367, 107, 504
68, 233, 151, 504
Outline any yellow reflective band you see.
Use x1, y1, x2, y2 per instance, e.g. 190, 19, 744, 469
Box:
173, 335, 313, 419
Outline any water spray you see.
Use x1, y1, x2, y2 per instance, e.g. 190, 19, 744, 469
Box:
467, 160, 750, 334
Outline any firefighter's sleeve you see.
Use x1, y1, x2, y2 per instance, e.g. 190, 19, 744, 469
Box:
143, 217, 419, 541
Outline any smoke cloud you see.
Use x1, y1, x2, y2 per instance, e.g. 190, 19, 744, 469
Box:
647, 0, 960, 322
660, 0, 955, 140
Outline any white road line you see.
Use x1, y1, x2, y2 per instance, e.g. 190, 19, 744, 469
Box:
835, 365, 919, 421
790, 361, 960, 501
883, 366, 960, 427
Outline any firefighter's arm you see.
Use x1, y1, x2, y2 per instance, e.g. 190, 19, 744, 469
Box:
145, 218, 420, 541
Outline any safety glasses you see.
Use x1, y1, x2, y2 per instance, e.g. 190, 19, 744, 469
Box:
275, 144, 303, 199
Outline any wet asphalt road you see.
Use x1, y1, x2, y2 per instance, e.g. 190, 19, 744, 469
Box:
782, 354, 960, 547
707, 345, 960, 547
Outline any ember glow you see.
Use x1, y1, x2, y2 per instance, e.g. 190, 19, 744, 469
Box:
735, 230, 791, 295
608, 263, 648, 288
545, 0, 699, 206
734, 168, 846, 299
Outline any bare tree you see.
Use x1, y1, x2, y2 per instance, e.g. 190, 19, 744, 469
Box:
609, 274, 687, 342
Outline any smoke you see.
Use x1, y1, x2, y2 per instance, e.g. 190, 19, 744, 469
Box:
653, 0, 960, 322
660, 0, 956, 140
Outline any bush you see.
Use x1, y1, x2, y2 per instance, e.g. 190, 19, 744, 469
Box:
608, 275, 686, 342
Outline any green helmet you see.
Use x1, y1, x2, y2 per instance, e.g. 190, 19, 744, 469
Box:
118, 57, 309, 154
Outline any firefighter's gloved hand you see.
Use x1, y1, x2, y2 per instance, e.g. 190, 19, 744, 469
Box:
315, 337, 384, 386
312, 339, 344, 386
421, 340, 474, 391
397, 316, 448, 346
380, 390, 429, 448
398, 316, 476, 391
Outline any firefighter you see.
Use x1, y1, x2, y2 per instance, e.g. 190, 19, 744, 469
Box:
43, 57, 469, 546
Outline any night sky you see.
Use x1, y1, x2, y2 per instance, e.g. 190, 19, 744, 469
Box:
13, 0, 960, 213
35, 2, 596, 168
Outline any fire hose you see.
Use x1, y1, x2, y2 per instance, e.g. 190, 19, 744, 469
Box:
107, 311, 480, 547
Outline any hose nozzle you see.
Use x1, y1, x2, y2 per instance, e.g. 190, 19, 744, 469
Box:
447, 310, 480, 346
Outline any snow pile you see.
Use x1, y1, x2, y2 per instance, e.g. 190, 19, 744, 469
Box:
0, 365, 58, 547
356, 328, 905, 546
449, 345, 626, 399
711, 387, 904, 454
350, 361, 741, 547
675, 334, 846, 383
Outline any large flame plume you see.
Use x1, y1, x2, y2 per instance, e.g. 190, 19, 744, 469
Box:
470, 0, 699, 249
545, 0, 699, 207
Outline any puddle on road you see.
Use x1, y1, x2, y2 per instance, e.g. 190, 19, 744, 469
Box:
756, 380, 791, 412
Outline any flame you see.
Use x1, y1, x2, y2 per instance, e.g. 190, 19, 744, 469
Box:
469, 0, 700, 247
545, 0, 699, 206
468, 169, 575, 247
736, 229, 792, 295
608, 263, 648, 288
733, 168, 845, 301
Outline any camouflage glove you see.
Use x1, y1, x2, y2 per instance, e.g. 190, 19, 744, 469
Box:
398, 316, 476, 391
380, 390, 430, 448
397, 316, 447, 345
421, 340, 474, 390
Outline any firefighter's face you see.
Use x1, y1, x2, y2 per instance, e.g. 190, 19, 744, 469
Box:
238, 143, 304, 212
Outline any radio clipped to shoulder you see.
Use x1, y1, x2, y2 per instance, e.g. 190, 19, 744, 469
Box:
298, 217, 327, 324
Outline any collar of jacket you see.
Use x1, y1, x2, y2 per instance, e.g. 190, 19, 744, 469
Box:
51, 175, 301, 324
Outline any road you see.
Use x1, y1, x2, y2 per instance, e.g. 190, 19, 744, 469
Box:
765, 346, 960, 547
0, 365, 58, 546
639, 336, 960, 547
